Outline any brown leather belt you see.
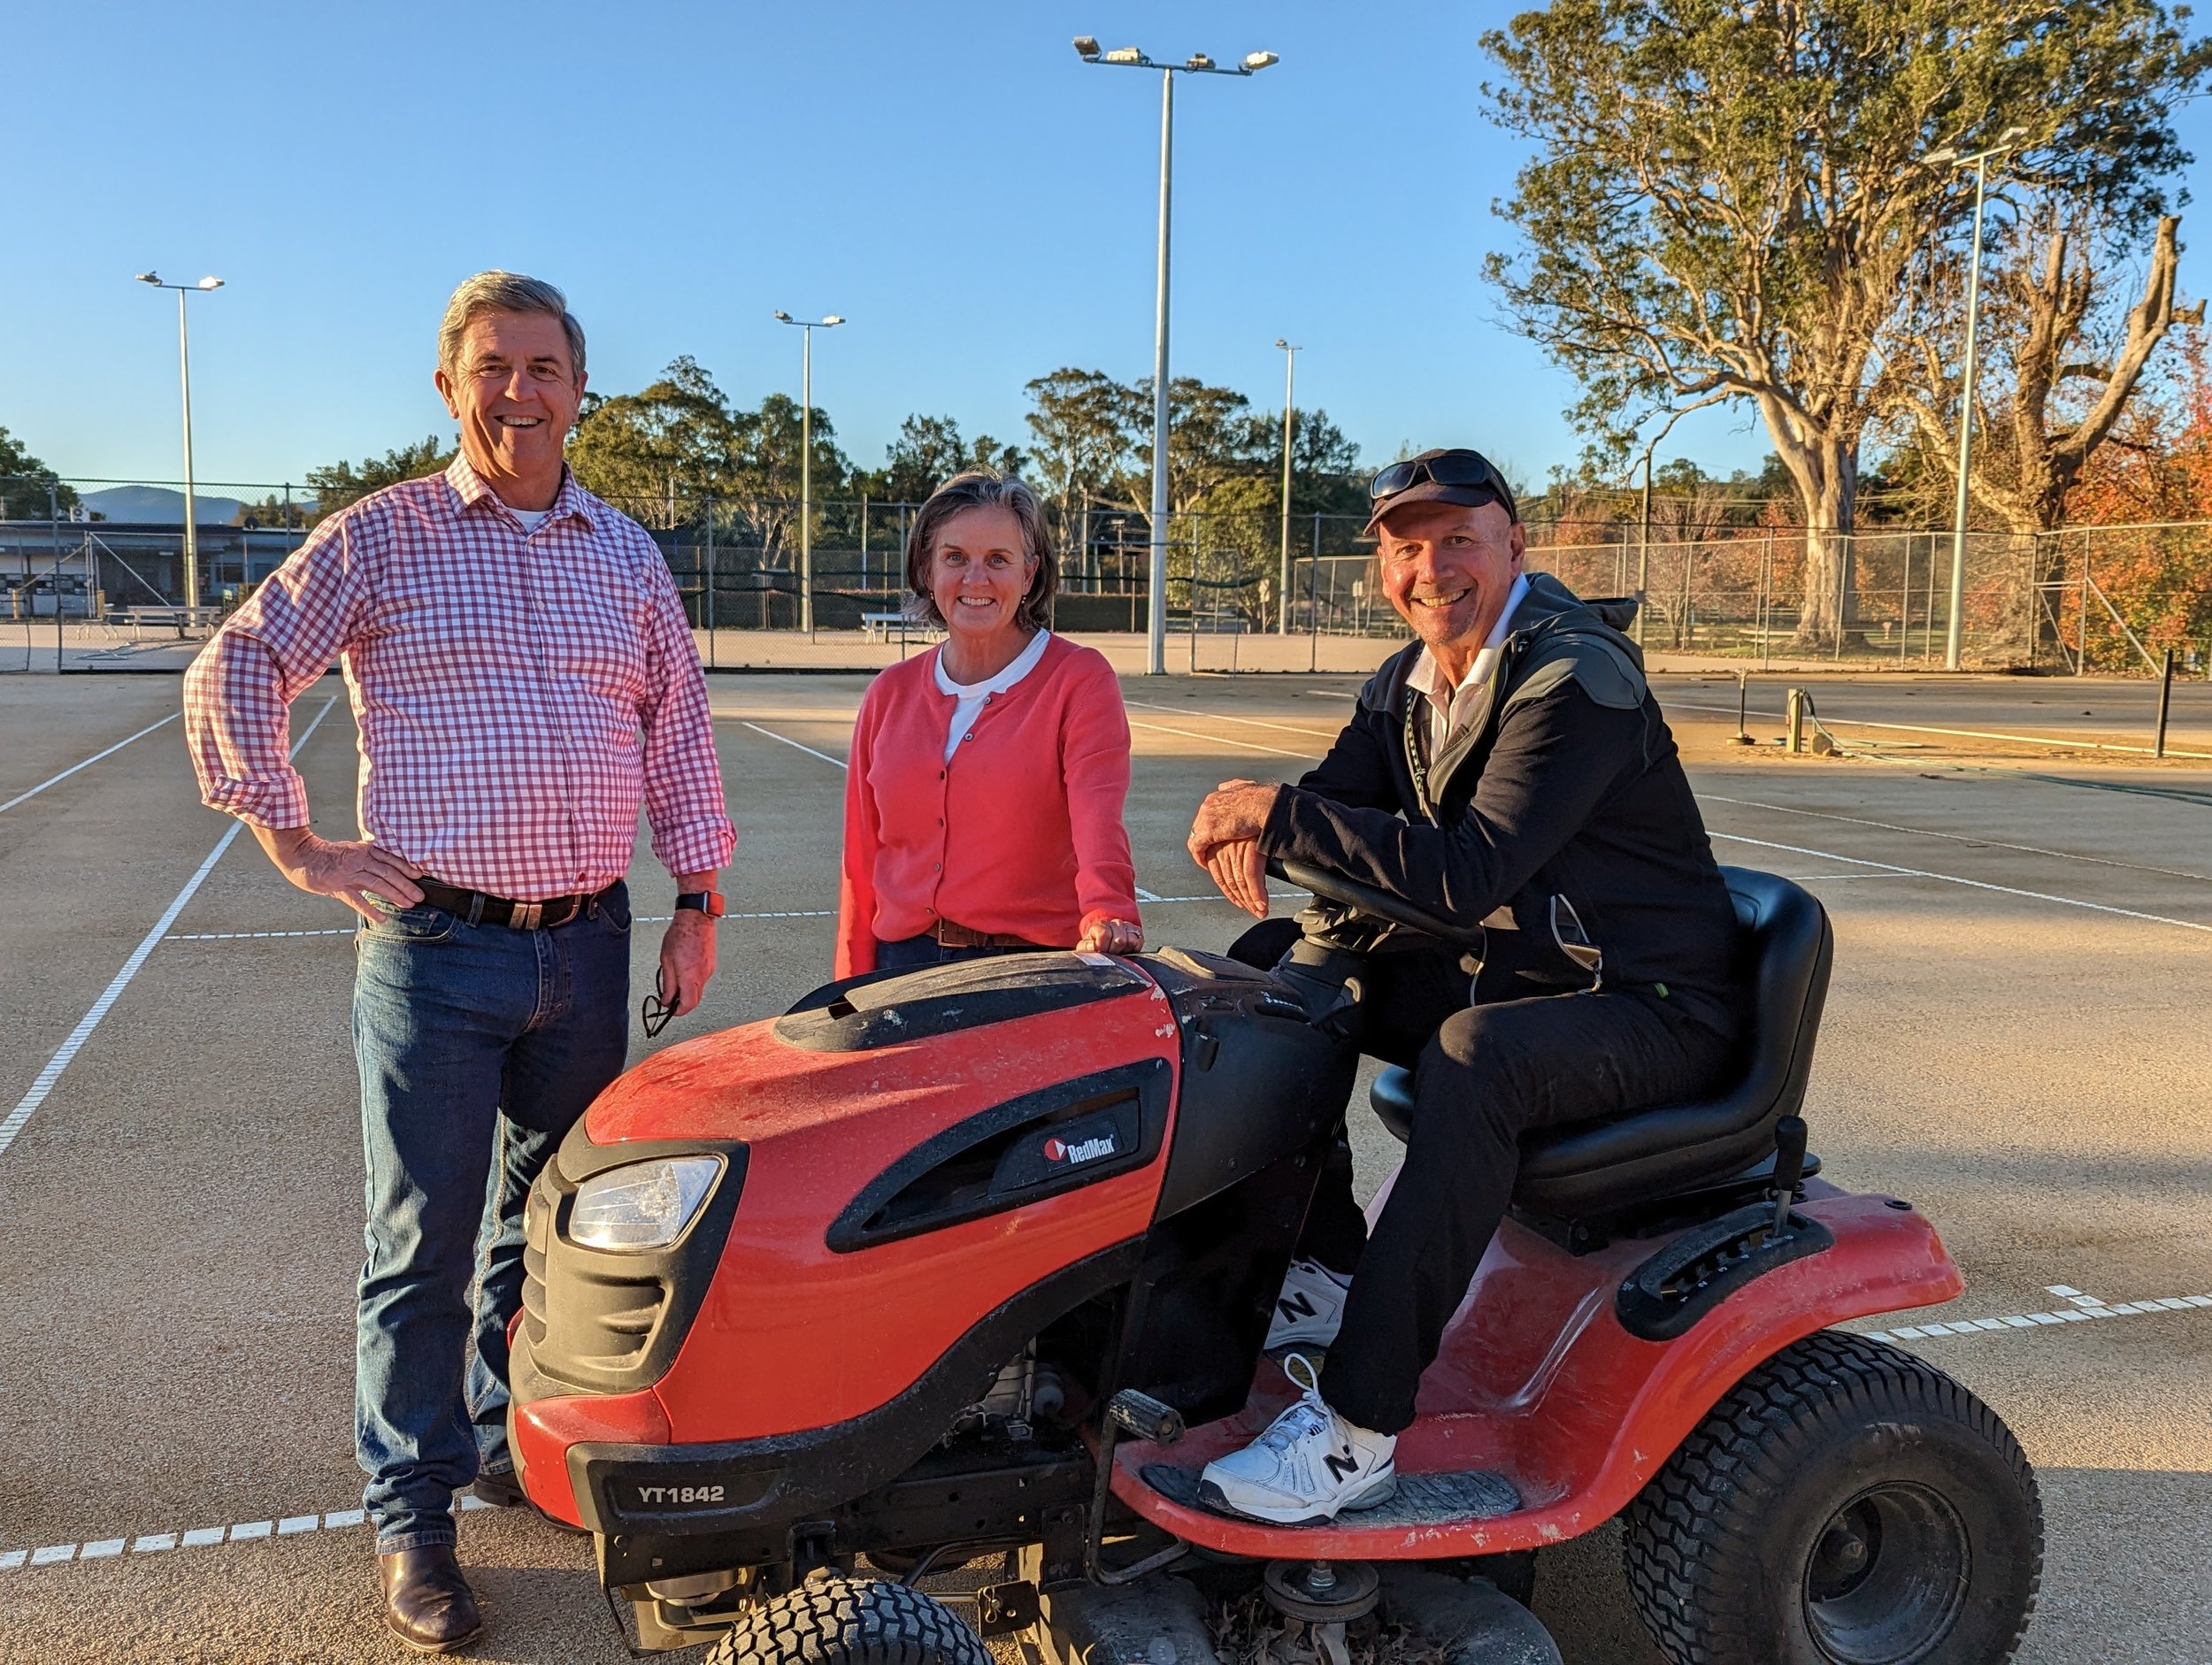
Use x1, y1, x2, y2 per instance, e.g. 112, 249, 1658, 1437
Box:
933, 918, 1045, 950
415, 878, 616, 932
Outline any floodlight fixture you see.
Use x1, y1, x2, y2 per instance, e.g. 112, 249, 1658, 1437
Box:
1242, 51, 1279, 71
822, 315, 845, 326
136, 271, 160, 285
197, 276, 224, 290
772, 309, 793, 321
1072, 35, 1100, 58
1102, 46, 1143, 64
1186, 52, 1216, 71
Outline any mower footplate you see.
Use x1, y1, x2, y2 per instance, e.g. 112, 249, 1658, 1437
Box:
1138, 1462, 1522, 1526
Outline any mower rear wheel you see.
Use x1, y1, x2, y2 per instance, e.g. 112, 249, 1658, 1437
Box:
1622, 1330, 2040, 1665
703, 1571, 990, 1665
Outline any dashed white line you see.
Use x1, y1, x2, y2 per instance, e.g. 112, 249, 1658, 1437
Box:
0, 712, 180, 815
0, 697, 337, 1161
1866, 1285, 2212, 1344
0, 1497, 494, 1571
166, 927, 356, 940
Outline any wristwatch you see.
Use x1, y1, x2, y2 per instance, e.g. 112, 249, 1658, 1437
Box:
675, 890, 726, 918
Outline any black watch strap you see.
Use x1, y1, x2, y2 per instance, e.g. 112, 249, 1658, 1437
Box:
675, 891, 726, 918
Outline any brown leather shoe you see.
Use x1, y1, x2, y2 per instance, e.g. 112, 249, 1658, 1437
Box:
378, 1545, 484, 1653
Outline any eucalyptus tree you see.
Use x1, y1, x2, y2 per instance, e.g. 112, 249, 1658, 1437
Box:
1482, 0, 2203, 644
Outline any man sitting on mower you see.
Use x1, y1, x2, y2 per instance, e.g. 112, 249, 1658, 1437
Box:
1183, 448, 1746, 1524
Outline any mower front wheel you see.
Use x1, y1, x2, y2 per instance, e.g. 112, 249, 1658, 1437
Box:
1622, 1330, 2040, 1665
703, 1571, 991, 1665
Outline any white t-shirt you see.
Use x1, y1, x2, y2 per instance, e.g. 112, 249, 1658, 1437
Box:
511, 507, 550, 534
933, 630, 1052, 764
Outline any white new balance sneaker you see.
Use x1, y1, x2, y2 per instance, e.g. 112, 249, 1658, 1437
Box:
1198, 1354, 1396, 1525
1266, 1259, 1350, 1350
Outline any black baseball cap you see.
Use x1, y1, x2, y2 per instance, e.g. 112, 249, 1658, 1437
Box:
1365, 448, 1519, 533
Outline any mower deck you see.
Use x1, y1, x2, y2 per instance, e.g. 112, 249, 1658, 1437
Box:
1107, 1185, 1961, 1560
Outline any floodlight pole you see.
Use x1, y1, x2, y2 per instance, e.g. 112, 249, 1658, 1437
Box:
1148, 67, 1174, 675
1276, 340, 1299, 634
1075, 38, 1279, 673
1939, 130, 2025, 671
135, 273, 223, 610
776, 311, 843, 635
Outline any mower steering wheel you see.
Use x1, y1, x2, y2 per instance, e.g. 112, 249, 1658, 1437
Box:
1269, 857, 1488, 951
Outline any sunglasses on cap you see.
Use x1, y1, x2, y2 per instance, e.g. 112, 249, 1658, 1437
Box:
1368, 450, 1518, 519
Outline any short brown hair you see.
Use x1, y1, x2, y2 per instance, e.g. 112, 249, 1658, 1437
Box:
903, 471, 1058, 633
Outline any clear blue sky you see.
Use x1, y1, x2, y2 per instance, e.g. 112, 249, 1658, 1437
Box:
11, 0, 2212, 496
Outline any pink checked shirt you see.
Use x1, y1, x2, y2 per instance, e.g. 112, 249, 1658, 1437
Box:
183, 457, 735, 900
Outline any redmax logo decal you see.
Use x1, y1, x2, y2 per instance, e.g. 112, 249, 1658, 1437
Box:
1043, 1133, 1118, 1165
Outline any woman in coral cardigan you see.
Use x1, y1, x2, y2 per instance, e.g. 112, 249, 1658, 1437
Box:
835, 471, 1142, 978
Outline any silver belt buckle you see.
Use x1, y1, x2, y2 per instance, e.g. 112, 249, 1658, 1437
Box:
514, 901, 544, 931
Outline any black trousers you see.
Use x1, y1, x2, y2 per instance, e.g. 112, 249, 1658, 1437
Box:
1231, 920, 1739, 1435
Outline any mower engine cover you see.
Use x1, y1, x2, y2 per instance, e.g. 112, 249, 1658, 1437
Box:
508, 948, 1353, 1561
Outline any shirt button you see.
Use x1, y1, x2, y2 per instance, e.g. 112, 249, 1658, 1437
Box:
964, 733, 974, 741
933, 863, 941, 871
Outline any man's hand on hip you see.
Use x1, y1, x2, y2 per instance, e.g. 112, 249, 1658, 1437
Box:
1187, 779, 1282, 918
252, 825, 424, 920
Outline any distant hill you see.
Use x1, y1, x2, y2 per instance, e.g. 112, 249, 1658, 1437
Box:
81, 485, 247, 525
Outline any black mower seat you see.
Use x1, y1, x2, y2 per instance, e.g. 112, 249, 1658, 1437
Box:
1367, 867, 1832, 1220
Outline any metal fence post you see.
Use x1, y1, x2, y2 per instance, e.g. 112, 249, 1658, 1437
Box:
2078, 533, 2090, 675
1899, 533, 1912, 667
1309, 510, 1321, 672
1759, 534, 1773, 671
704, 492, 716, 671
50, 480, 64, 671
2155, 649, 2175, 757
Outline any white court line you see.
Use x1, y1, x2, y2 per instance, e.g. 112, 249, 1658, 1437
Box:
1709, 829, 2212, 935
1663, 698, 2212, 761
0, 712, 180, 815
0, 697, 338, 1161
1126, 717, 1311, 759
740, 720, 847, 770
1124, 699, 1340, 743
1700, 793, 2212, 886
1865, 1285, 2212, 1345
0, 1495, 491, 1572
166, 927, 355, 940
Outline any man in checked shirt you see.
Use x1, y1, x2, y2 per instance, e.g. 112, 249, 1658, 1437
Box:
184, 271, 735, 1652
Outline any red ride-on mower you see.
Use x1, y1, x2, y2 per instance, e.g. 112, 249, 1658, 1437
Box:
509, 863, 2041, 1665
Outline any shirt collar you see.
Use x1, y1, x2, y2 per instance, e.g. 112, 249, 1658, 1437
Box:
442, 453, 600, 532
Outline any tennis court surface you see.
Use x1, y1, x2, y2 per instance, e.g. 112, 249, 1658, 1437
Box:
2, 666, 2208, 1662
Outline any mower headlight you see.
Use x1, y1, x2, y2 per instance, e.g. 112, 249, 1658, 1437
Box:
568, 1156, 722, 1252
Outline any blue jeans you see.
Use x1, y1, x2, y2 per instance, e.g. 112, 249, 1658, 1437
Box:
350, 883, 632, 1553
874, 935, 1031, 970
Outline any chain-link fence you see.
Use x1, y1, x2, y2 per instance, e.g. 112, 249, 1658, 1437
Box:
8, 479, 2211, 672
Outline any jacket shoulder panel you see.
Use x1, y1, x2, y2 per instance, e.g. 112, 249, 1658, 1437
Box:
1504, 632, 1647, 713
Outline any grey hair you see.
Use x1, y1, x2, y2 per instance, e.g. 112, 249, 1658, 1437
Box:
437, 271, 587, 380
903, 471, 1059, 633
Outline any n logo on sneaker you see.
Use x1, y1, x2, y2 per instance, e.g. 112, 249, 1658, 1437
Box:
1277, 1290, 1317, 1324
1324, 1448, 1360, 1482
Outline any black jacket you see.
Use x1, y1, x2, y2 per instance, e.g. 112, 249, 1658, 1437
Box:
1258, 572, 1740, 1004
